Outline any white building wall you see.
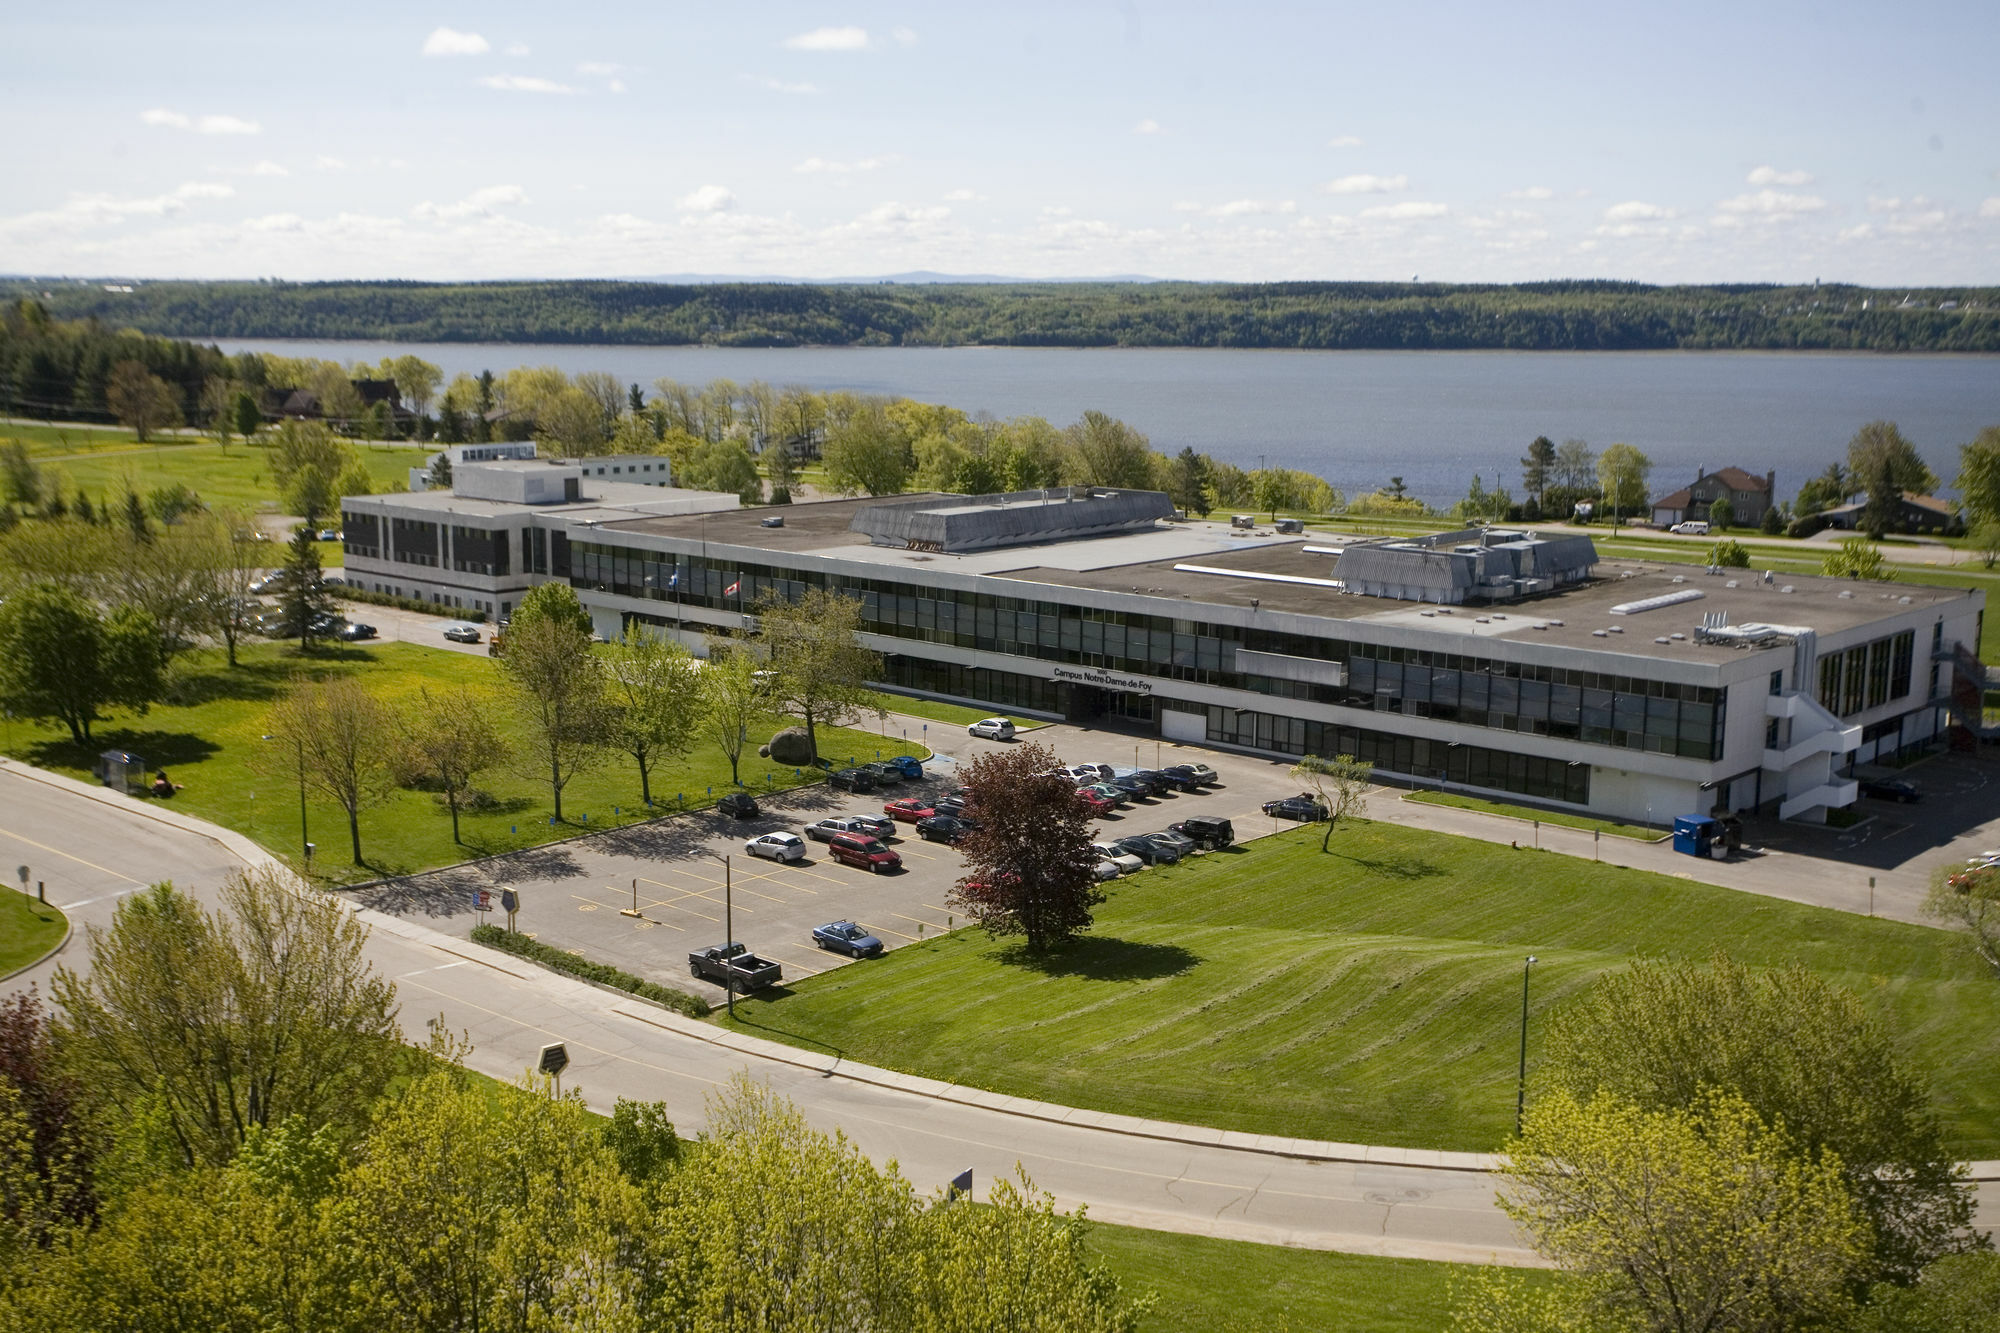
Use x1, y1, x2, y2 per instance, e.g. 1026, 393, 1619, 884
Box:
1588, 765, 1704, 825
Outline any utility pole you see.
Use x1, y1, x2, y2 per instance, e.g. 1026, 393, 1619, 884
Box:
708, 852, 735, 1019
1516, 955, 1538, 1135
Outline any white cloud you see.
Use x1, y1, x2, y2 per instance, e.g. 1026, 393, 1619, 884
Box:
743, 74, 817, 95
1361, 200, 1448, 219
421, 26, 490, 57
943, 188, 981, 202
1603, 200, 1672, 222
577, 62, 624, 76
609, 79, 625, 94
1505, 185, 1554, 200
892, 27, 918, 46
794, 155, 897, 175
677, 184, 736, 213
243, 213, 304, 233
413, 184, 529, 222
1715, 189, 1827, 219
0, 181, 236, 237
1326, 135, 1363, 149
1133, 119, 1163, 135
784, 26, 869, 51
505, 42, 530, 57
1194, 199, 1298, 218
1747, 165, 1812, 187
315, 156, 347, 172
1978, 198, 2000, 218
140, 108, 260, 135
477, 75, 574, 94
1323, 174, 1408, 195
213, 160, 288, 177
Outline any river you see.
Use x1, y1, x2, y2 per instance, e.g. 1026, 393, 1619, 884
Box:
208, 340, 1998, 508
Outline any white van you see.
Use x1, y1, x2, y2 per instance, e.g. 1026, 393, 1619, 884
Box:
1670, 520, 1711, 536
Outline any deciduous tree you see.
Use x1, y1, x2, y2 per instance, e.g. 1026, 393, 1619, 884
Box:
1848, 420, 1937, 498
1708, 537, 1751, 568
1925, 862, 2000, 977
1291, 752, 1374, 851
1595, 442, 1650, 524
754, 587, 882, 763
51, 869, 399, 1169
267, 674, 395, 865
699, 644, 762, 787
1956, 425, 2000, 528
1822, 535, 1887, 580
105, 360, 182, 443
1064, 410, 1155, 489
500, 588, 611, 821
603, 628, 705, 806
949, 739, 1103, 952
395, 684, 509, 844
682, 439, 762, 503
0, 584, 161, 743
1496, 1088, 1869, 1333
1539, 953, 1977, 1283
1708, 496, 1735, 529
823, 400, 913, 496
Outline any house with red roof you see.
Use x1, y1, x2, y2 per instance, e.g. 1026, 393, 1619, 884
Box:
1649, 466, 1775, 529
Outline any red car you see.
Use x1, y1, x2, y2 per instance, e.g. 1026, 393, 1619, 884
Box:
883, 797, 937, 823
1075, 787, 1116, 816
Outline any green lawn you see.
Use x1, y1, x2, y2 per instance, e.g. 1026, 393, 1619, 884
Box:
8, 430, 417, 516
0, 641, 925, 885
1407, 790, 1660, 840
1088, 1223, 1547, 1333
720, 822, 2000, 1156
0, 886, 67, 974
860, 689, 1046, 732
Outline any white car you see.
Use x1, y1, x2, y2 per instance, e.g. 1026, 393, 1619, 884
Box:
806, 815, 895, 842
1670, 520, 1711, 536
968, 717, 1016, 740
1091, 842, 1145, 875
745, 832, 807, 863
1092, 859, 1123, 881
1066, 763, 1117, 784
1178, 762, 1219, 786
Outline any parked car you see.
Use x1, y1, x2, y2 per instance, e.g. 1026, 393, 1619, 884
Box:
1082, 782, 1130, 809
307, 612, 344, 636
442, 623, 482, 644
1670, 520, 1711, 536
1114, 768, 1173, 797
1176, 762, 1219, 786
1108, 775, 1156, 801
1143, 829, 1197, 859
1092, 858, 1123, 881
1068, 762, 1117, 783
1169, 815, 1235, 850
315, 528, 340, 542
759, 515, 786, 529
859, 761, 906, 786
916, 814, 978, 844
1156, 765, 1203, 792
930, 797, 974, 819
812, 920, 883, 958
1263, 794, 1330, 822
828, 767, 878, 793
337, 621, 377, 641
806, 814, 896, 842
717, 792, 761, 819
887, 754, 924, 779
1858, 777, 1921, 803
968, 717, 1016, 740
882, 798, 936, 823
1075, 787, 1117, 816
826, 832, 902, 873
1091, 842, 1145, 874
744, 831, 807, 862
1114, 834, 1181, 865
687, 942, 781, 990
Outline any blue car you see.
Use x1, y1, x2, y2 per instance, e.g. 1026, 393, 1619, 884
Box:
888, 754, 924, 779
811, 920, 884, 958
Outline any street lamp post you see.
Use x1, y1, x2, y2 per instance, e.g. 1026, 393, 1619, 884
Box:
1516, 955, 1538, 1135
707, 852, 735, 1019
262, 733, 311, 870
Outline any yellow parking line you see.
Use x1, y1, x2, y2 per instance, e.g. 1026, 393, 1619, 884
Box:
921, 903, 956, 916
885, 910, 951, 934
868, 922, 922, 942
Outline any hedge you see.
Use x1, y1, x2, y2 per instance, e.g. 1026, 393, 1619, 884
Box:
331, 584, 487, 622
471, 924, 710, 1017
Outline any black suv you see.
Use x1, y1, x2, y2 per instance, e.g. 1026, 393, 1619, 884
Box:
718, 792, 761, 819
1169, 815, 1234, 850
829, 767, 877, 793
1262, 795, 1329, 822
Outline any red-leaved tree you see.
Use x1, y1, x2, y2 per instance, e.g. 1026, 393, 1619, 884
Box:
947, 739, 1103, 952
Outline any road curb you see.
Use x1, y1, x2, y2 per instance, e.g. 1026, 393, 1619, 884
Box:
0, 906, 73, 985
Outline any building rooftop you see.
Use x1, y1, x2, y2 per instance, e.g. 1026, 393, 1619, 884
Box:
347, 481, 733, 521
596, 495, 1976, 660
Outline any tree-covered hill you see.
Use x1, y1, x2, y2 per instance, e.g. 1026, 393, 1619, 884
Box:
5, 277, 1997, 351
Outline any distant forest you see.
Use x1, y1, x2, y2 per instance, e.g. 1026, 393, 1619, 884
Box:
5, 278, 1998, 352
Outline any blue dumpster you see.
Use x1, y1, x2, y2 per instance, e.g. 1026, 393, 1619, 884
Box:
1673, 814, 1720, 858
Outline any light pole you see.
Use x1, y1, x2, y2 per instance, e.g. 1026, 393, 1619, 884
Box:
1516, 955, 1537, 1135
262, 733, 311, 871
707, 852, 735, 1019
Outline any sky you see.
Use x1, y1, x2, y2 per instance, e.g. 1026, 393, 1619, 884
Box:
2, 1, 1996, 284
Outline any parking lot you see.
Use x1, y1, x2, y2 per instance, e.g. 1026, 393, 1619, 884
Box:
351, 721, 1319, 1002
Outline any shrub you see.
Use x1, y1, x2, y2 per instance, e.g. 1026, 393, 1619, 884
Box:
331, 584, 486, 622
471, 924, 710, 1017
1788, 512, 1833, 540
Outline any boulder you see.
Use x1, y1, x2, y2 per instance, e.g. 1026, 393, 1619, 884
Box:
768, 728, 815, 766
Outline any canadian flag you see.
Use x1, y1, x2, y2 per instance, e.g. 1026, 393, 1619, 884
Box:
723, 579, 741, 596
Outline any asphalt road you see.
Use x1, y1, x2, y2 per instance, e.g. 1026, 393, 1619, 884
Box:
0, 758, 1539, 1264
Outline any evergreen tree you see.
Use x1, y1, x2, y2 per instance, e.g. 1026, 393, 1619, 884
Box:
122, 490, 149, 544
277, 526, 336, 652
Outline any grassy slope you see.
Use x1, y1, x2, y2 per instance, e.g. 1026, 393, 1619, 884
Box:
11, 433, 416, 516
860, 689, 1045, 731
0, 887, 67, 974
1087, 1223, 1547, 1333
0, 641, 923, 884
724, 822, 2000, 1155
1406, 790, 1658, 840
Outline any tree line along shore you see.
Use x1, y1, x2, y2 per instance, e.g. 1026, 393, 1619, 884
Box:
6, 277, 1999, 351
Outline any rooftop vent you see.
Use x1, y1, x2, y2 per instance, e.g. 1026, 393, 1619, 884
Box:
1838, 590, 1853, 599
1607, 625, 1625, 634
1655, 636, 1670, 643
1592, 629, 1608, 637
1781, 586, 1795, 594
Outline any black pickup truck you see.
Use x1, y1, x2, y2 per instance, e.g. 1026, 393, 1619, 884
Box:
687, 942, 783, 991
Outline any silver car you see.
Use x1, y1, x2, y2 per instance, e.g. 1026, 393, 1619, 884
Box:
806, 814, 896, 842
745, 832, 807, 863
1091, 842, 1145, 875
